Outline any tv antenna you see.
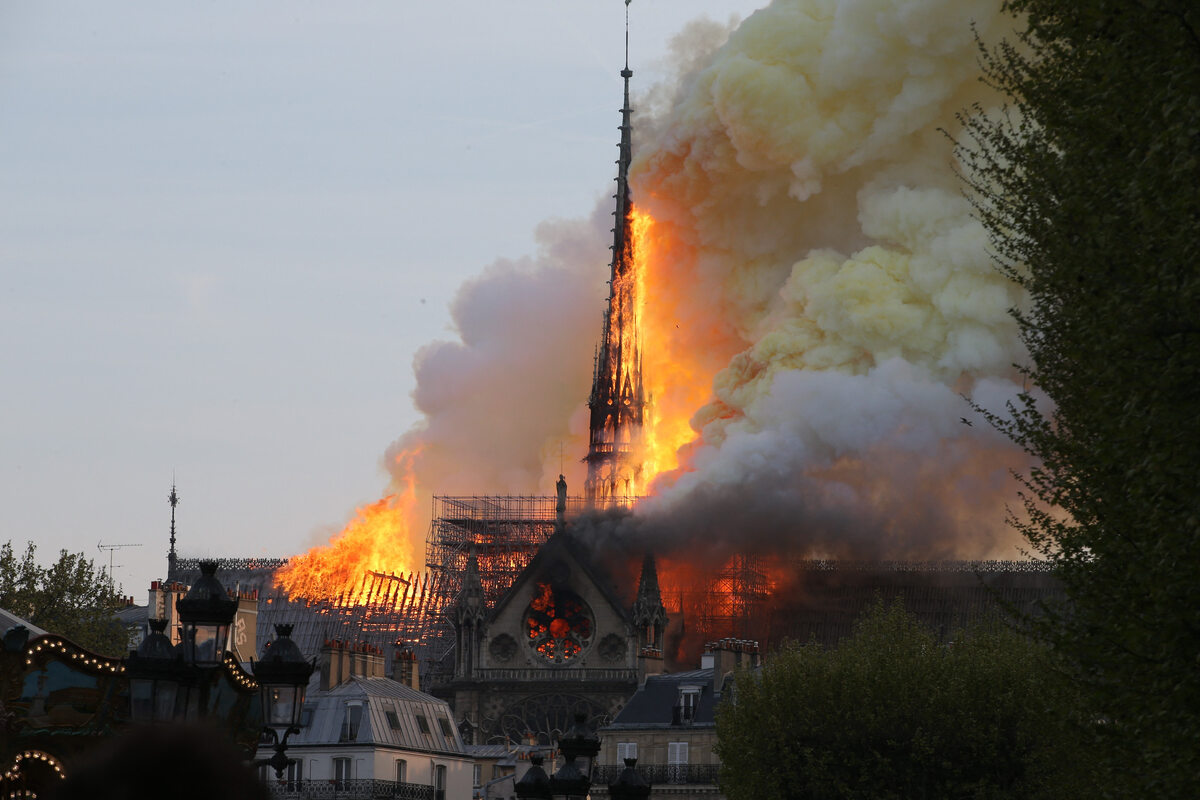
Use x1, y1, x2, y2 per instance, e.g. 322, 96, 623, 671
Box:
97, 541, 142, 588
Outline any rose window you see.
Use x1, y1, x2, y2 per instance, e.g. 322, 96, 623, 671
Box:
524, 582, 594, 663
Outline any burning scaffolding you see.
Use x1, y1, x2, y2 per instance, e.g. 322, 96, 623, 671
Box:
685, 554, 774, 643
420, 493, 587, 679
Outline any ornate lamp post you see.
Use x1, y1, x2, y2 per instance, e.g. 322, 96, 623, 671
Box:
125, 618, 183, 723
608, 757, 651, 800
548, 712, 600, 800
252, 624, 315, 779
514, 753, 552, 800
175, 560, 238, 668
0, 561, 263, 796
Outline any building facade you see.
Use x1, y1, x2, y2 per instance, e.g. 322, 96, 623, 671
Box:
259, 640, 474, 800
592, 640, 759, 800
438, 524, 666, 748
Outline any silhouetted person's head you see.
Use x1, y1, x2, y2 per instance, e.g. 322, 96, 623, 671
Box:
48, 723, 268, 800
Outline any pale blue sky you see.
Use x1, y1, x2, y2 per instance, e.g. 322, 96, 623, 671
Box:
0, 2, 766, 594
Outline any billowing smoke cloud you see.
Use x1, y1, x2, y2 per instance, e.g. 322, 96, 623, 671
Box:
384, 209, 607, 524
618, 0, 1030, 564
389, 0, 1030, 567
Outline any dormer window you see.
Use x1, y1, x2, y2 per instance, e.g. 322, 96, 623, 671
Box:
340, 702, 363, 742
675, 686, 701, 725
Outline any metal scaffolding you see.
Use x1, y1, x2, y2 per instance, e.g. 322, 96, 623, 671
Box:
421, 494, 586, 679
686, 554, 774, 643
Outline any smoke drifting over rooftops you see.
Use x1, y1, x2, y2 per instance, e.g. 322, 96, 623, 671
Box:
386, 0, 1029, 567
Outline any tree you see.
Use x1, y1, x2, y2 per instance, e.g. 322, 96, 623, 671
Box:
0, 541, 129, 656
715, 602, 1092, 800
957, 2, 1200, 795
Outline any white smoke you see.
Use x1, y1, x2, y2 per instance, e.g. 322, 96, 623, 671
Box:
385, 208, 606, 515
619, 0, 1031, 561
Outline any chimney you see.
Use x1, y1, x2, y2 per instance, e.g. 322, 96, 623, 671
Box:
320, 640, 388, 690
320, 640, 347, 691
706, 638, 760, 696
637, 646, 664, 684
391, 643, 420, 691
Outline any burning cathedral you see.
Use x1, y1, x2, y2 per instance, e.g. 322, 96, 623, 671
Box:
166, 12, 1060, 747
411, 38, 668, 742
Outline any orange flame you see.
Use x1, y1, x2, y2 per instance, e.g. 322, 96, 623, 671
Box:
274, 451, 424, 604
631, 206, 732, 489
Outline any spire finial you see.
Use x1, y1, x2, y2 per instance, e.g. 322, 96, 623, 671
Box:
625, 0, 631, 72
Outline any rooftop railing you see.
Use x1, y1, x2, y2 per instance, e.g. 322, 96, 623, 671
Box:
592, 763, 720, 785
264, 779, 434, 800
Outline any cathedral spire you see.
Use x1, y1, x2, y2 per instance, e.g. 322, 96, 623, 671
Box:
459, 546, 484, 614
632, 552, 667, 650
585, 3, 646, 506
167, 481, 179, 581
454, 546, 486, 679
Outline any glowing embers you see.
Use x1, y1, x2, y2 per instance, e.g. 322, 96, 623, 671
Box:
524, 582, 594, 664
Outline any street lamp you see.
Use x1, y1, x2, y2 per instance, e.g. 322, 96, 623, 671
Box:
549, 712, 600, 800
252, 624, 315, 779
125, 618, 183, 723
175, 560, 238, 667
608, 757, 651, 800
514, 753, 552, 800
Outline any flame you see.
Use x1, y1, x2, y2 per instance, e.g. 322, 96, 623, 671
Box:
631, 205, 730, 489
654, 554, 786, 660
273, 451, 424, 604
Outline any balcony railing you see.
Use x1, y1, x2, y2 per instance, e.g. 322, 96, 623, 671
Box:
473, 667, 638, 683
592, 764, 720, 785
264, 779, 435, 800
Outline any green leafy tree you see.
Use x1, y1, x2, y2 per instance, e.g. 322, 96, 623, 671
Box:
0, 540, 129, 656
957, 2, 1200, 794
715, 602, 1093, 800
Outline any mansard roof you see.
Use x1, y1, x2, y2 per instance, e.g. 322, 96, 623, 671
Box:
288, 675, 465, 755
605, 670, 719, 730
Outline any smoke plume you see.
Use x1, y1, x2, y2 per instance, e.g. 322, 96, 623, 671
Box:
388, 0, 1028, 567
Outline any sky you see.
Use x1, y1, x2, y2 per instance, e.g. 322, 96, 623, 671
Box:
0, 1, 768, 597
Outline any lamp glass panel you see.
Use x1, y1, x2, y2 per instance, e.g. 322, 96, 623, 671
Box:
185, 622, 228, 666
130, 677, 181, 723
153, 681, 179, 722
265, 685, 301, 728
130, 678, 153, 722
